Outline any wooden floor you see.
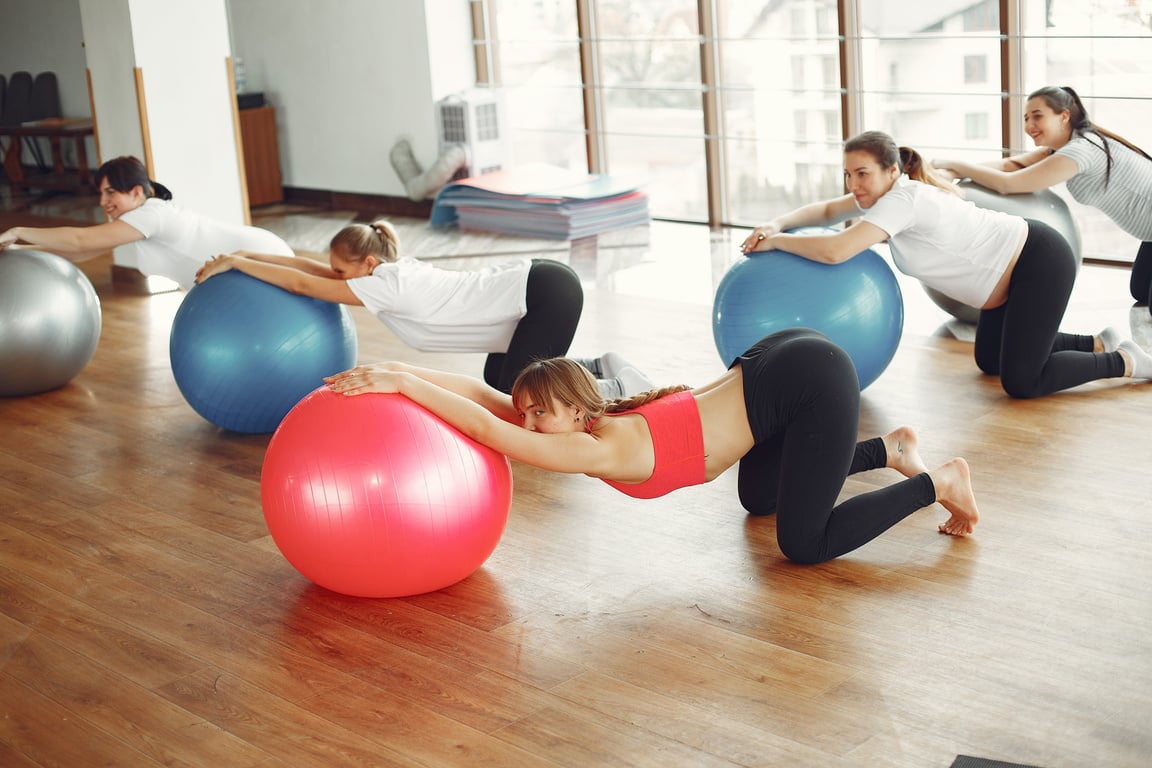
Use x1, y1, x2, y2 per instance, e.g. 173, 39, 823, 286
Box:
1, 188, 1150, 767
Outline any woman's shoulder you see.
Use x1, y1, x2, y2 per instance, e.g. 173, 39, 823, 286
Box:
1057, 134, 1107, 166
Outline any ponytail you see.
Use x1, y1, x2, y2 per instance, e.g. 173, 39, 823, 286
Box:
330, 219, 400, 265
898, 146, 960, 196
603, 385, 691, 414
150, 181, 173, 201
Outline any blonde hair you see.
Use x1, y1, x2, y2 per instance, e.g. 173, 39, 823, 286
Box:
329, 219, 400, 264
511, 357, 690, 426
844, 130, 961, 196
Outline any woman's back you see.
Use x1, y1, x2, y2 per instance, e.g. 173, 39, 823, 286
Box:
1057, 134, 1152, 240
120, 198, 293, 289
862, 177, 1025, 307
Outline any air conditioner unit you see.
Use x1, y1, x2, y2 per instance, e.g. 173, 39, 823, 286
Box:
436, 89, 507, 180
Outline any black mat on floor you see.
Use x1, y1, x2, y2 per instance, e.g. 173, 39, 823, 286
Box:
951, 756, 1045, 768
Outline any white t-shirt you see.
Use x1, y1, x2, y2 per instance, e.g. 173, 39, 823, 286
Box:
859, 176, 1027, 308
347, 257, 531, 352
118, 198, 294, 290
1056, 134, 1152, 241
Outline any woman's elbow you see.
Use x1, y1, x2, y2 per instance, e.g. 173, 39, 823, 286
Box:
818, 246, 857, 265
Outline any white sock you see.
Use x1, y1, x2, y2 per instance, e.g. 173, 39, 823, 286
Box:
614, 365, 655, 396
598, 352, 636, 380
389, 139, 467, 201
1099, 326, 1122, 353
596, 377, 624, 399
1119, 340, 1152, 379
389, 138, 423, 182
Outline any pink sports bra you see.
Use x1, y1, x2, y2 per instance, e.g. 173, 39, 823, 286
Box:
599, 390, 706, 499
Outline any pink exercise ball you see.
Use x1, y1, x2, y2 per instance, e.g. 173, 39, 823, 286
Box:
261, 387, 513, 597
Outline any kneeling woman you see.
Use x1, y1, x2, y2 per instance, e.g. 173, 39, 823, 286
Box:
742, 130, 1152, 398
197, 220, 625, 394
325, 328, 979, 565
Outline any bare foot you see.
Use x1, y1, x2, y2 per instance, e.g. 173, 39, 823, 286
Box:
929, 458, 980, 536
883, 426, 930, 478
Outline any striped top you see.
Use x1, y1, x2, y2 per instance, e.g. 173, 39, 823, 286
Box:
1057, 134, 1152, 241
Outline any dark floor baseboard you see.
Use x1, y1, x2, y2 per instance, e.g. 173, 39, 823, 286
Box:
281, 186, 433, 219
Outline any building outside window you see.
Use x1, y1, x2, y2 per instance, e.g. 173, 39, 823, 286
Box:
480, 0, 1151, 264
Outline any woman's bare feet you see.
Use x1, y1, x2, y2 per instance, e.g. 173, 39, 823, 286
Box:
929, 458, 980, 536
883, 426, 930, 478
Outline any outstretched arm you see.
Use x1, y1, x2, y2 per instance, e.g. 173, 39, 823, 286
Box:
931, 150, 1078, 195
229, 249, 341, 277
325, 368, 623, 476
196, 253, 362, 305
740, 194, 858, 254
332, 361, 518, 423
757, 219, 890, 265
0, 220, 144, 261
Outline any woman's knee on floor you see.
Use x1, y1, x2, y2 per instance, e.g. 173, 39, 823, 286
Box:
999, 370, 1045, 399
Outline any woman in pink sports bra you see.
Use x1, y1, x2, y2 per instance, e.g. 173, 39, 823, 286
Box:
326, 328, 980, 564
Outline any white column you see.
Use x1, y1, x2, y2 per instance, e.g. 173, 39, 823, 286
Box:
79, 0, 246, 274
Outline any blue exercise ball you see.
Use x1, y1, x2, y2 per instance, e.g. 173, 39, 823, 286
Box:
0, 250, 101, 396
713, 245, 903, 390
924, 181, 1082, 324
170, 271, 358, 433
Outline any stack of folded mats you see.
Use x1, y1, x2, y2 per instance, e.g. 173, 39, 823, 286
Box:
430, 163, 650, 239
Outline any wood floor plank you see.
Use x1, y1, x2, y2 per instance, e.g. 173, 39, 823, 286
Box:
0, 673, 163, 767
0, 565, 205, 689
6, 632, 272, 768
2, 196, 1150, 767
234, 589, 574, 733
551, 671, 857, 767
301, 676, 563, 768
493, 700, 752, 768
157, 669, 415, 768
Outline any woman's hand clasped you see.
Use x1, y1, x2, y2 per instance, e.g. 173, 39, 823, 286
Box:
195, 254, 234, 284
0, 228, 21, 251
739, 224, 781, 255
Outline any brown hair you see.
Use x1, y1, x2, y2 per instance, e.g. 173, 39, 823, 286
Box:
1027, 85, 1151, 188
329, 220, 400, 264
844, 130, 960, 196
96, 155, 173, 200
511, 357, 690, 426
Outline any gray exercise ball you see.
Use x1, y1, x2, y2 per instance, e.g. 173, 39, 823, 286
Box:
0, 250, 102, 396
923, 181, 1082, 325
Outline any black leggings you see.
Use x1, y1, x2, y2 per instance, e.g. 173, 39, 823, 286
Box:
973, 220, 1125, 399
484, 259, 583, 393
1130, 241, 1152, 308
734, 329, 936, 564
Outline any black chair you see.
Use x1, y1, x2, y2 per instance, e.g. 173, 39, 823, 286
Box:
0, 70, 32, 126
23, 72, 62, 170
28, 71, 61, 120
0, 75, 7, 123
0, 71, 34, 180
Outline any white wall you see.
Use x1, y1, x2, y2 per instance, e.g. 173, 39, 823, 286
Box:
226, 0, 475, 196
3, 0, 474, 199
125, 0, 244, 225
77, 0, 143, 165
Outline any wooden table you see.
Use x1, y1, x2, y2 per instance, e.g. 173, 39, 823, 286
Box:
0, 117, 95, 191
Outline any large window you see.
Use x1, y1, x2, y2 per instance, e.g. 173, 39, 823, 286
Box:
1016, 0, 1152, 263
479, 0, 1152, 264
